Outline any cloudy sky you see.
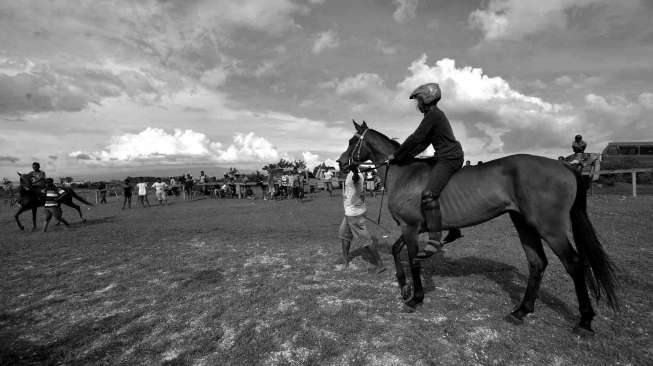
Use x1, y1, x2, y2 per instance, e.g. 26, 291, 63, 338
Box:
1, 0, 652, 178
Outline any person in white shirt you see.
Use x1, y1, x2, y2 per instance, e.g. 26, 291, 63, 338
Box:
136, 178, 151, 207
323, 169, 334, 196
151, 177, 168, 206
337, 164, 385, 273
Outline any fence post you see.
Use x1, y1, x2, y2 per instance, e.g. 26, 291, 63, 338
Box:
632, 171, 637, 197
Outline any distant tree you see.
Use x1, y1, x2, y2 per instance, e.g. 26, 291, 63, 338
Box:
1, 177, 13, 191
263, 159, 306, 173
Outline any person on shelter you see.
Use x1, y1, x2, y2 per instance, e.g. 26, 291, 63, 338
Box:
386, 83, 464, 259
571, 134, 587, 167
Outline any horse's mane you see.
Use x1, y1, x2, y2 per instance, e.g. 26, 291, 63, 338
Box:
368, 128, 400, 149
367, 128, 436, 165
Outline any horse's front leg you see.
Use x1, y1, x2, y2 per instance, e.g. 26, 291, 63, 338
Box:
14, 206, 26, 231
391, 236, 406, 293
31, 207, 38, 231
403, 226, 424, 308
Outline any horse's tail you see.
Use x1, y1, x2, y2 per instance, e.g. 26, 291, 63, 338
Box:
67, 188, 94, 206
567, 165, 619, 311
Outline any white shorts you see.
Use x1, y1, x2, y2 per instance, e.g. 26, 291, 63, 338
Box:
156, 191, 167, 200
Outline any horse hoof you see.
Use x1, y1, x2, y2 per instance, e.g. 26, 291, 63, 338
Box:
572, 325, 595, 337
402, 304, 416, 313
505, 313, 524, 325
401, 283, 413, 301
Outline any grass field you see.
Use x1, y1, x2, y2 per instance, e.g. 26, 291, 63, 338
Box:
1, 190, 651, 365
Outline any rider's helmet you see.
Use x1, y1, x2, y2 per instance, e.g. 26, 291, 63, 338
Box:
575, 134, 582, 141
409, 83, 441, 105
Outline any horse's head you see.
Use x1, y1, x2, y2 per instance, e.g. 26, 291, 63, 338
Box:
16, 172, 31, 190
337, 120, 373, 172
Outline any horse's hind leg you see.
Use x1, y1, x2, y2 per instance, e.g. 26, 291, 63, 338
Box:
543, 231, 596, 335
507, 212, 548, 324
31, 207, 38, 231
68, 202, 85, 222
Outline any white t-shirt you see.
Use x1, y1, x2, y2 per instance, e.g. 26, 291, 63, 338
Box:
342, 171, 366, 217
323, 170, 333, 180
136, 182, 148, 195
152, 182, 167, 193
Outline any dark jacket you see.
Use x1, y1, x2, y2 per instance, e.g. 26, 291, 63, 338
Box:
394, 106, 463, 162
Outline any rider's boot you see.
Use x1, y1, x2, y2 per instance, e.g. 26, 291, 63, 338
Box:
417, 193, 444, 260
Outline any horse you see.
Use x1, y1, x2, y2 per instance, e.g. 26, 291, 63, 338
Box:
14, 173, 93, 231
337, 120, 619, 335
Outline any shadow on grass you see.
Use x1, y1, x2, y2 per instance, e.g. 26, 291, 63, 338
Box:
0, 310, 147, 365
392, 251, 578, 322
71, 215, 119, 226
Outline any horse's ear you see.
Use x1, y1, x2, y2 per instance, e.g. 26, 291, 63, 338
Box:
352, 119, 361, 132
361, 120, 368, 129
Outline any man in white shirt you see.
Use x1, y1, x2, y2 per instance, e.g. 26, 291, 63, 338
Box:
136, 178, 151, 207
151, 177, 168, 206
337, 164, 385, 273
323, 169, 334, 196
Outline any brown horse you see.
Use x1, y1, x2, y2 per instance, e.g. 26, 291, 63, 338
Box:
337, 121, 618, 335
14, 173, 92, 231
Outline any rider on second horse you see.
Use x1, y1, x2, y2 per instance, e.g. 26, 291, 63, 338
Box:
26, 162, 47, 194
387, 83, 464, 259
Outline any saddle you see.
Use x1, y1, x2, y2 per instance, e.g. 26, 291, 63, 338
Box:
394, 156, 438, 166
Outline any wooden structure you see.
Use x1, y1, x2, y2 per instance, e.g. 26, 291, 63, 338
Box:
594, 168, 653, 197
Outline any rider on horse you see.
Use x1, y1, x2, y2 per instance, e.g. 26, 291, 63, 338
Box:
26, 162, 46, 193
387, 83, 464, 259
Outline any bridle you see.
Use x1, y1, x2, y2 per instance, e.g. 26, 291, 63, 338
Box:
346, 128, 390, 225
348, 128, 369, 167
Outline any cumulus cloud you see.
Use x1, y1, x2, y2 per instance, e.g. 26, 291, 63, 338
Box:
393, 0, 419, 23
581, 92, 653, 142
302, 151, 321, 170
312, 30, 340, 54
0, 155, 20, 163
375, 39, 397, 55
69, 127, 280, 166
469, 0, 604, 41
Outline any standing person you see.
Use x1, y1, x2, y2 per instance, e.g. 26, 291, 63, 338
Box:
365, 170, 376, 197
323, 168, 334, 196
152, 177, 168, 206
169, 177, 177, 197
464, 160, 472, 167
136, 178, 151, 207
97, 181, 107, 204
338, 164, 386, 273
387, 83, 464, 259
185, 174, 193, 199
121, 179, 133, 209
43, 178, 69, 232
26, 162, 46, 194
